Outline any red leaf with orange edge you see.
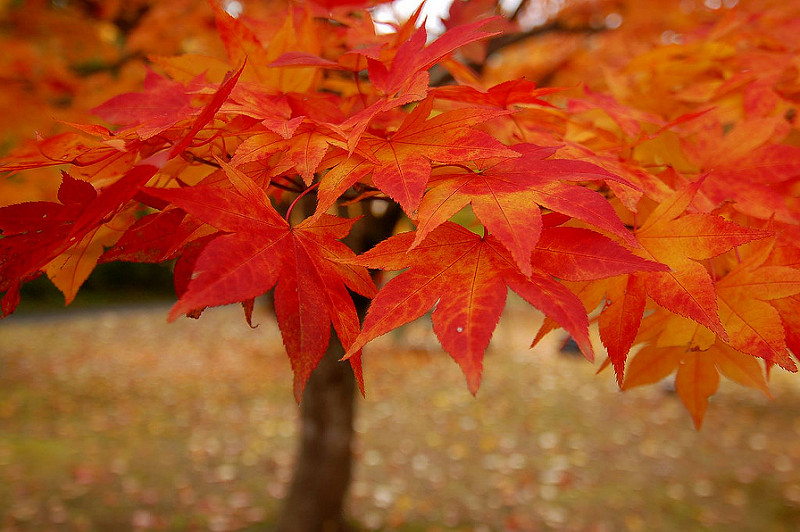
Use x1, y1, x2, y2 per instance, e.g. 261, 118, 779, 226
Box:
599, 274, 648, 385
345, 223, 593, 394
368, 18, 499, 97
91, 69, 192, 139
357, 97, 519, 214
145, 164, 374, 401
414, 144, 638, 275
531, 228, 667, 281
432, 79, 559, 109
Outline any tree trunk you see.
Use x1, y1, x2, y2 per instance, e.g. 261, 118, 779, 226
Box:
275, 203, 400, 531
274, 327, 358, 532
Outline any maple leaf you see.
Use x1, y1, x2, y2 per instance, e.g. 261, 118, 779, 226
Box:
634, 180, 772, 339
432, 79, 560, 110
597, 274, 649, 385
100, 209, 214, 264
413, 144, 640, 275
531, 227, 667, 281
145, 160, 374, 400
212, 3, 320, 92
44, 210, 135, 305
674, 349, 720, 429
0, 157, 164, 317
368, 17, 500, 97
91, 69, 193, 139
715, 250, 800, 371
699, 144, 800, 223
344, 222, 594, 394
325, 97, 519, 214
711, 340, 772, 399
231, 123, 332, 185
623, 339, 771, 428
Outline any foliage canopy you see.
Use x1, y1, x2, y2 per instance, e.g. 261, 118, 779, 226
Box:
2, 0, 800, 427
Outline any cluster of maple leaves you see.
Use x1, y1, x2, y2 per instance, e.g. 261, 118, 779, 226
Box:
1, 0, 799, 427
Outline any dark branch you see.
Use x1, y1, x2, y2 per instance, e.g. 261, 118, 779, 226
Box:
430, 20, 605, 87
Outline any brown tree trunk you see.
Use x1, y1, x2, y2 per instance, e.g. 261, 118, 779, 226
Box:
274, 326, 358, 532
275, 203, 401, 531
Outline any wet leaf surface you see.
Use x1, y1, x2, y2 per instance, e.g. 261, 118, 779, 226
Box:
2, 300, 800, 531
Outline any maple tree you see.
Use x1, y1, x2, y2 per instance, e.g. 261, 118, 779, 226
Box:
2, 0, 800, 529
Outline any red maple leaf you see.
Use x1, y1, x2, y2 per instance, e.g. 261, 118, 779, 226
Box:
314, 97, 519, 214
432, 79, 560, 110
0, 159, 164, 316
413, 144, 639, 275
355, 97, 519, 214
344, 222, 595, 394
91, 69, 193, 139
531, 227, 667, 280
99, 209, 212, 264
368, 17, 500, 97
231, 123, 332, 185
145, 160, 374, 400
598, 274, 649, 385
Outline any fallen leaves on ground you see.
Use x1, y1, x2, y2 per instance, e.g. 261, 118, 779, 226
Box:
2, 301, 800, 531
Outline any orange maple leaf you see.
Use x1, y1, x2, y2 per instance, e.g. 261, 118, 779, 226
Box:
634, 180, 771, 339
715, 250, 800, 371
623, 338, 771, 428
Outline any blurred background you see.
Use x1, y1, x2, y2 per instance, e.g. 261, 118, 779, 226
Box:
4, 302, 800, 531
2, 0, 800, 530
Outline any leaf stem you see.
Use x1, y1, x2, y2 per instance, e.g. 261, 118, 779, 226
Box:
184, 153, 221, 168
270, 181, 304, 194
59, 149, 120, 168
285, 183, 320, 222
431, 162, 476, 173
354, 69, 368, 108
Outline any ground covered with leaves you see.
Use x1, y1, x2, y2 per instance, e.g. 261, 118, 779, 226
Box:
2, 301, 800, 531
